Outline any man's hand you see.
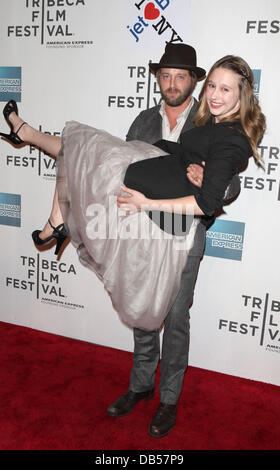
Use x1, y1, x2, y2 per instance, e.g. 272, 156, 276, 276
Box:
186, 161, 205, 187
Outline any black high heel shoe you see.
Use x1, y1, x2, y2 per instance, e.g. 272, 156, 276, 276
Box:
0, 100, 27, 145
32, 219, 68, 256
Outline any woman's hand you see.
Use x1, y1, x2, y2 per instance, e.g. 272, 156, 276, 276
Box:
117, 185, 151, 213
186, 161, 205, 187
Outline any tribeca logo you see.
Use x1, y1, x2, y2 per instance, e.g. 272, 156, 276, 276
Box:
7, 0, 89, 47
205, 219, 245, 261
0, 67, 21, 103
3, 125, 59, 180
239, 143, 280, 199
0, 193, 21, 227
219, 293, 280, 352
5, 253, 84, 311
108, 64, 161, 110
128, 0, 183, 44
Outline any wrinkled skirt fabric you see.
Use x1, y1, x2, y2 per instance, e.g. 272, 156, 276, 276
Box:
56, 121, 199, 330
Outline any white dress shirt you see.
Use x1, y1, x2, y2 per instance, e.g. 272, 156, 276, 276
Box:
159, 97, 194, 142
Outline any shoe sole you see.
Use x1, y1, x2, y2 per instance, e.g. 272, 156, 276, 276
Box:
148, 426, 175, 438
106, 408, 135, 418
106, 393, 154, 418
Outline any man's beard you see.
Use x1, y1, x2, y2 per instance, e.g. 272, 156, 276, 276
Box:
160, 83, 194, 107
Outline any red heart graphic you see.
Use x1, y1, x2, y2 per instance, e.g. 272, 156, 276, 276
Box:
144, 2, 160, 20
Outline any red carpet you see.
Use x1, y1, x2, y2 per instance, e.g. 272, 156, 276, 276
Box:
0, 321, 279, 451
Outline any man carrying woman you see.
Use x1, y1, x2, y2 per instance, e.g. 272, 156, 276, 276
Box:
0, 44, 265, 438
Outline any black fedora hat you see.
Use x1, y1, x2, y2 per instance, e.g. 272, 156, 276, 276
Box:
149, 43, 206, 80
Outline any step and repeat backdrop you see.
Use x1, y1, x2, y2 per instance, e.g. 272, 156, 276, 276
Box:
0, 0, 279, 386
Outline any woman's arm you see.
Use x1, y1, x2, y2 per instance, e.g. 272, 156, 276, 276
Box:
117, 185, 204, 216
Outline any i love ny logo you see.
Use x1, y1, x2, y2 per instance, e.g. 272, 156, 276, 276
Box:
144, 2, 161, 20
127, 0, 183, 44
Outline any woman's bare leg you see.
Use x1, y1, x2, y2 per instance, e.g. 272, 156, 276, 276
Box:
9, 111, 64, 240
39, 188, 64, 239
9, 111, 62, 156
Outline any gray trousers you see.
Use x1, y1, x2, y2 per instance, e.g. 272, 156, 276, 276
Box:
129, 250, 203, 405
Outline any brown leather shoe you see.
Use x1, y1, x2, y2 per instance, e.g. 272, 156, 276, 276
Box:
106, 389, 154, 417
148, 402, 177, 438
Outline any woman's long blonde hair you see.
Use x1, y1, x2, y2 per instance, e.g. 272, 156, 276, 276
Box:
194, 55, 266, 161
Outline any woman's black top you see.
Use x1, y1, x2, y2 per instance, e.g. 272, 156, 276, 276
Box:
124, 120, 252, 234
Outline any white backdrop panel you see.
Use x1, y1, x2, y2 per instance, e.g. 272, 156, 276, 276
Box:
0, 0, 279, 386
